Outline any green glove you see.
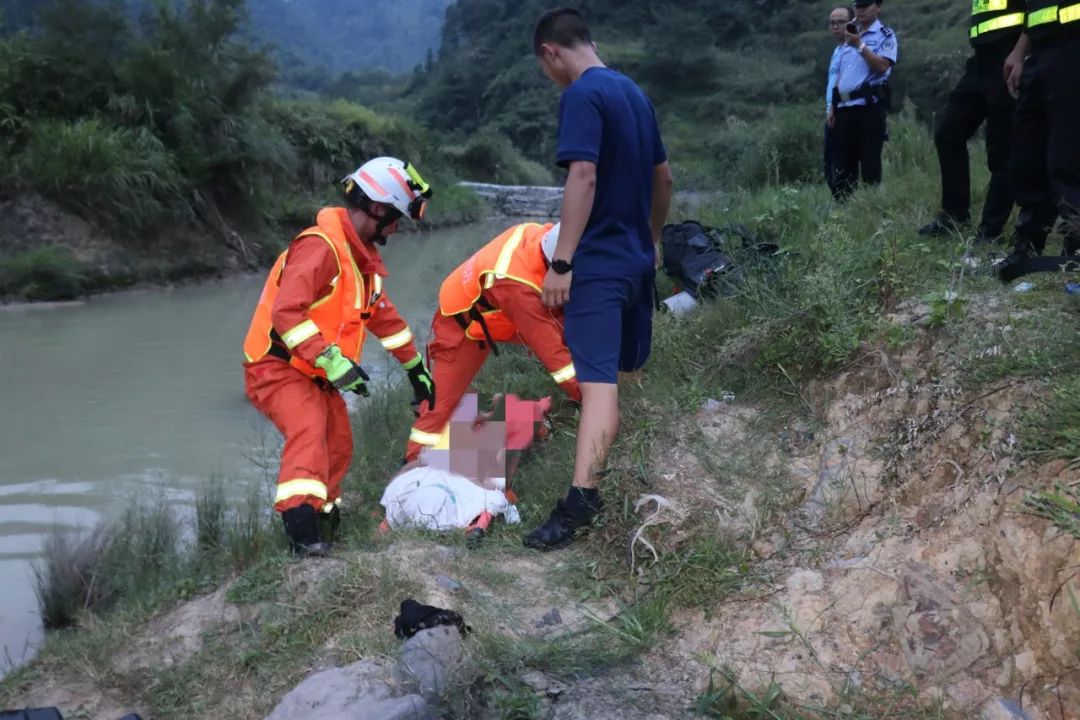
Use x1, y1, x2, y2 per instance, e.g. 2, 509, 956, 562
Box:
315, 345, 369, 395
403, 352, 435, 409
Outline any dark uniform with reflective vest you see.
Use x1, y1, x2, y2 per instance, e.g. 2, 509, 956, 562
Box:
920, 0, 1025, 240
997, 0, 1080, 279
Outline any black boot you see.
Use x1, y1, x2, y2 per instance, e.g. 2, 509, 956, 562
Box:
995, 235, 1039, 283
282, 504, 330, 558
523, 487, 603, 551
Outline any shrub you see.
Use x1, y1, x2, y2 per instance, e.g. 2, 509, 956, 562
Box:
32, 526, 112, 629
440, 133, 554, 186
9, 118, 186, 232
0, 246, 92, 301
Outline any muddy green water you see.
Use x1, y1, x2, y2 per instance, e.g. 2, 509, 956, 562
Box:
0, 217, 514, 675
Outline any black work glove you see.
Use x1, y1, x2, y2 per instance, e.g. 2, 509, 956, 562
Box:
403, 352, 435, 409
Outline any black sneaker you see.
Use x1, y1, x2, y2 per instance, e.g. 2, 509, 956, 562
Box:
282, 504, 330, 558
523, 490, 602, 551
918, 213, 968, 238
995, 245, 1037, 284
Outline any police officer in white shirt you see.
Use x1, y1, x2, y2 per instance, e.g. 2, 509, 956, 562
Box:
831, 0, 898, 199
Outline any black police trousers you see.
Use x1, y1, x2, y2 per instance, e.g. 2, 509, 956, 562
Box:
831, 101, 886, 200
933, 41, 1016, 235
1011, 36, 1080, 253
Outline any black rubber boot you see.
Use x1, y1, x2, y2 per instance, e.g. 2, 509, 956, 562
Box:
282, 504, 330, 558
523, 487, 602, 551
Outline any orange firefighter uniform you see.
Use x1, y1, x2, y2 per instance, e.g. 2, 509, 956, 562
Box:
405, 222, 581, 462
243, 207, 419, 514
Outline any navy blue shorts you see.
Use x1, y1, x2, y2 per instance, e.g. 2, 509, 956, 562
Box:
564, 272, 654, 384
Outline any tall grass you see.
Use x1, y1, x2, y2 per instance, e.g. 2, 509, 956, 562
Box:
10, 119, 186, 232
0, 247, 94, 301
31, 477, 276, 628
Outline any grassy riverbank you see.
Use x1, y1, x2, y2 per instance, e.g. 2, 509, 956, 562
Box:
5, 112, 1080, 718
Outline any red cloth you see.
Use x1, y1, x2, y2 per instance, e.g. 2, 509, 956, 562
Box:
404, 279, 578, 462
244, 359, 352, 513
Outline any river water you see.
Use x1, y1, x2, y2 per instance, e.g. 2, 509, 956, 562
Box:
0, 217, 513, 675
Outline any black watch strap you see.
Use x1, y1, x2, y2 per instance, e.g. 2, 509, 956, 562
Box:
551, 259, 573, 275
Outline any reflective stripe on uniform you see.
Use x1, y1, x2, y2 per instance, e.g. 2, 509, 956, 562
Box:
970, 11, 1025, 36
551, 363, 576, 384
281, 319, 320, 349
483, 224, 530, 289
275, 478, 328, 504
972, 0, 1009, 12
379, 327, 414, 350
1061, 3, 1080, 22
1028, 5, 1060, 26
409, 428, 442, 446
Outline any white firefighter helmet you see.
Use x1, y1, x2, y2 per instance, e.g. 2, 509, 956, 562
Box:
342, 156, 432, 222
541, 222, 560, 263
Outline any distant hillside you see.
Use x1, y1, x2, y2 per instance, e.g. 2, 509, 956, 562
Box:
246, 0, 454, 76
0, 0, 453, 76
408, 0, 973, 182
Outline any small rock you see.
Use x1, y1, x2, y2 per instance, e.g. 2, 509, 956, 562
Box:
535, 608, 563, 628
751, 540, 776, 559
520, 670, 567, 697
702, 398, 724, 412
397, 626, 474, 704
435, 575, 462, 593
264, 661, 433, 720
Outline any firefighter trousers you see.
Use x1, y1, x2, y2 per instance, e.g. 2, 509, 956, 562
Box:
244, 358, 352, 514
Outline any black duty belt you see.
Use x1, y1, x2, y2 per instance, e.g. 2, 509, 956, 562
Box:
452, 295, 501, 356
833, 82, 891, 107
265, 330, 332, 391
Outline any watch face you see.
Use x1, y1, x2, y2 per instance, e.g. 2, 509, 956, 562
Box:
552, 260, 572, 274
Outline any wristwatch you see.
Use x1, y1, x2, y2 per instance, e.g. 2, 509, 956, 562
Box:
551, 259, 573, 275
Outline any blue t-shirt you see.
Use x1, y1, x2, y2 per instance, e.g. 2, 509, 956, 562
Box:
556, 67, 666, 278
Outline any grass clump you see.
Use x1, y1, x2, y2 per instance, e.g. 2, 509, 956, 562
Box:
9, 118, 185, 233
30, 478, 277, 631
1023, 483, 1080, 539
0, 247, 93, 301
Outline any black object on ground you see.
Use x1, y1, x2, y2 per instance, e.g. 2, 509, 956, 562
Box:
660, 220, 780, 300
394, 598, 470, 639
997, 254, 1080, 283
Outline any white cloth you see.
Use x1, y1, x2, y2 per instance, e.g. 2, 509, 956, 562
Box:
380, 466, 518, 531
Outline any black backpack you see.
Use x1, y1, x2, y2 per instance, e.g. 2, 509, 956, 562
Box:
661, 221, 777, 300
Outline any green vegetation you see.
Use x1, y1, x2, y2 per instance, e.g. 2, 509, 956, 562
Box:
397, 0, 974, 189
0, 0, 490, 301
